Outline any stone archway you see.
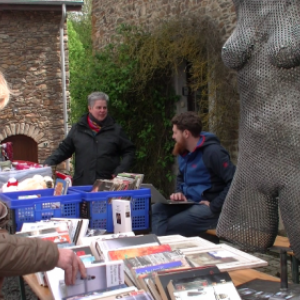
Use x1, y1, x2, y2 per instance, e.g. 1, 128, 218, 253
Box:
0, 123, 44, 163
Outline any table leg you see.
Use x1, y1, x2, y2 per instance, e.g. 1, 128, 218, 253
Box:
18, 276, 27, 300
291, 256, 300, 284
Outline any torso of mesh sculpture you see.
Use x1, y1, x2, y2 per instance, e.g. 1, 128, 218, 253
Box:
217, 0, 300, 259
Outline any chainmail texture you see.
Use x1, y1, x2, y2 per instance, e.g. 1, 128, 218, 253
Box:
217, 0, 300, 259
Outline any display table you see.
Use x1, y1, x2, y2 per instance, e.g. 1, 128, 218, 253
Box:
23, 268, 280, 300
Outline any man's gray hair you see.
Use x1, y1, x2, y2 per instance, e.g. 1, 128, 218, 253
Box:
88, 92, 109, 107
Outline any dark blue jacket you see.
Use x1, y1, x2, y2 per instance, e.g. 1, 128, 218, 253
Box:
176, 132, 236, 214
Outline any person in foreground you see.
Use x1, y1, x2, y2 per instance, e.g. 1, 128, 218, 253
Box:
0, 71, 86, 298
152, 111, 236, 236
44, 92, 135, 186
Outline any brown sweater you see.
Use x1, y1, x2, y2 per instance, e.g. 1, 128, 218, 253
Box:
0, 202, 59, 299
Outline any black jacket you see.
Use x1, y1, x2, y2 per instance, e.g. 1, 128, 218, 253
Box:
44, 114, 135, 186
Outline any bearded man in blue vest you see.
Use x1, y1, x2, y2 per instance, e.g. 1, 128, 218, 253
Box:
152, 111, 236, 236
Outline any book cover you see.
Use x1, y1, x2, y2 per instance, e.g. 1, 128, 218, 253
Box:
20, 220, 71, 233
67, 245, 93, 257
124, 249, 190, 270
167, 271, 241, 300
51, 218, 89, 245
64, 286, 139, 300
16, 222, 70, 238
154, 266, 220, 300
157, 235, 187, 244
166, 237, 215, 251
117, 173, 144, 190
182, 244, 267, 272
112, 199, 132, 234
45, 260, 125, 300
54, 178, 69, 196
108, 244, 172, 261
95, 234, 160, 261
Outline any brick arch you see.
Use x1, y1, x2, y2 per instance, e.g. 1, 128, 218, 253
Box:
0, 123, 44, 143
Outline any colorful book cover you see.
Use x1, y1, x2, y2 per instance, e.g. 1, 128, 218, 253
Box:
108, 244, 171, 261
54, 178, 69, 196
134, 261, 183, 275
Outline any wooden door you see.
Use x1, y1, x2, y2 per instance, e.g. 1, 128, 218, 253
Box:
1, 135, 38, 163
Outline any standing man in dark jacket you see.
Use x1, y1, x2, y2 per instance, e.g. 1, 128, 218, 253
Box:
152, 111, 236, 236
44, 92, 135, 186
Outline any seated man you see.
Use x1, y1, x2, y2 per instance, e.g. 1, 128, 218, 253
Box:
152, 111, 236, 236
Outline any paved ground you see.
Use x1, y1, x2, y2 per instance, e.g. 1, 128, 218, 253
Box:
1, 246, 292, 300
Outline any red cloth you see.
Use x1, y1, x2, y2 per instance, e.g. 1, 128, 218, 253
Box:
87, 115, 101, 133
1, 142, 13, 161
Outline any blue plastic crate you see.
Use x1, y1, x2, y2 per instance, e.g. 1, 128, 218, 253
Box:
69, 186, 151, 232
0, 189, 82, 232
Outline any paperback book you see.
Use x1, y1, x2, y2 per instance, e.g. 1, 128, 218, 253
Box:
124, 250, 191, 286
51, 218, 89, 245
112, 199, 132, 234
95, 234, 160, 261
108, 244, 172, 261
45, 260, 125, 300
54, 178, 69, 196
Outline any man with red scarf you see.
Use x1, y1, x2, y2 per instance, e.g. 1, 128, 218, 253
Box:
45, 92, 135, 186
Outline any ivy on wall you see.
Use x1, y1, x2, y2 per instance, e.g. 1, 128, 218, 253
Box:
67, 14, 239, 195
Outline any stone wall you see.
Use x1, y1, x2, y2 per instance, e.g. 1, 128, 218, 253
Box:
92, 0, 236, 50
0, 10, 69, 168
91, 0, 239, 162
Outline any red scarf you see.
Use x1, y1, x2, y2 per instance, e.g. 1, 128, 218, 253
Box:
87, 115, 101, 133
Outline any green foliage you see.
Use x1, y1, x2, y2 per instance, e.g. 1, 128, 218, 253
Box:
67, 13, 239, 194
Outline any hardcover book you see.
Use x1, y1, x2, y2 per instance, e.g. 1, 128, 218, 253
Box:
153, 266, 220, 300
167, 271, 241, 300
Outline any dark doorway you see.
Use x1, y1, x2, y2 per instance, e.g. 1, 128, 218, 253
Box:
1, 135, 38, 163
185, 61, 208, 115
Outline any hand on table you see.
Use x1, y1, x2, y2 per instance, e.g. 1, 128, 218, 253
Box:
56, 248, 86, 285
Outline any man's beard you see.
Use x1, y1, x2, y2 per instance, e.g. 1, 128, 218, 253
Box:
172, 140, 187, 156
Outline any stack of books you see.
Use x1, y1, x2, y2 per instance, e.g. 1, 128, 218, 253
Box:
42, 232, 268, 300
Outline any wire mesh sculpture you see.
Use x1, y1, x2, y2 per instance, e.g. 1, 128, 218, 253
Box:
217, 0, 300, 259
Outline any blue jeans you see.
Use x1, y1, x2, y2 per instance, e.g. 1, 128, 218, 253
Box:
151, 203, 219, 236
